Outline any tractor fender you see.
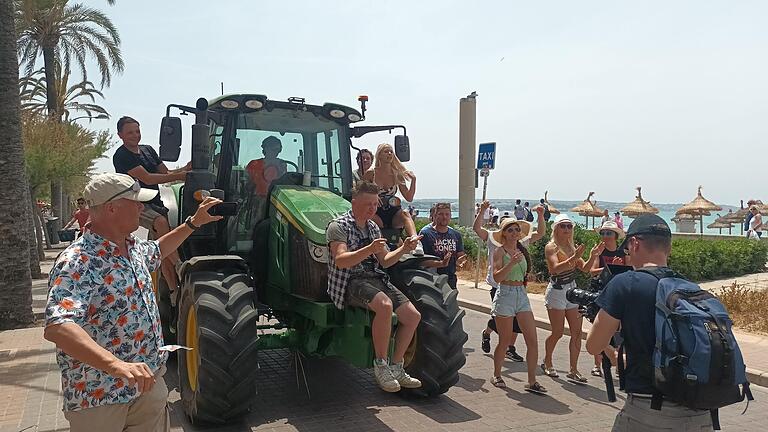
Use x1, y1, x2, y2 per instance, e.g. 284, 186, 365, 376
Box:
158, 183, 181, 228
178, 255, 249, 284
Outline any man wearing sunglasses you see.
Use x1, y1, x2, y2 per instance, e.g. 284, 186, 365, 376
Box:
587, 215, 712, 430
44, 173, 222, 432
113, 116, 191, 303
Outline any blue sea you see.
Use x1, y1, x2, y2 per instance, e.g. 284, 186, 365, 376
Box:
408, 199, 745, 235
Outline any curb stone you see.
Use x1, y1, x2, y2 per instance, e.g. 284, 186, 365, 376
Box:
458, 297, 768, 389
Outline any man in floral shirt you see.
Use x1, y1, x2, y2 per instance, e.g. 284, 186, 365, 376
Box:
44, 173, 222, 432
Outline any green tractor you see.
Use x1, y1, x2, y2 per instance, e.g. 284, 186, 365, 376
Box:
154, 94, 467, 423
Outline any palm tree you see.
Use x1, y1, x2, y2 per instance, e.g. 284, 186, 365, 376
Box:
0, 0, 35, 328
15, 0, 124, 120
20, 66, 110, 122
16, 0, 123, 237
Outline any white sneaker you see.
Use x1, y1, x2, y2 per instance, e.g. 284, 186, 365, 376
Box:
373, 358, 401, 392
413, 241, 425, 256
390, 361, 422, 389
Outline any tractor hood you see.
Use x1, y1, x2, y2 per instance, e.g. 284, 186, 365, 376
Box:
270, 186, 351, 245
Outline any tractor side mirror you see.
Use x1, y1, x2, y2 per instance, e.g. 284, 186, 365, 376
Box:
159, 116, 182, 161
394, 135, 410, 162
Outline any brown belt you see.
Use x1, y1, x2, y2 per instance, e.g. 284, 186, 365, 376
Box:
500, 280, 525, 287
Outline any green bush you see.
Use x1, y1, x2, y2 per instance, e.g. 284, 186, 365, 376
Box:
668, 238, 768, 282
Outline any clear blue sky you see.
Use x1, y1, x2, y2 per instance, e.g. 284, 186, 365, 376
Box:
69, 0, 767, 205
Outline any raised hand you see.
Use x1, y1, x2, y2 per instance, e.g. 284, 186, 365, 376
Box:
195, 197, 225, 226
574, 244, 586, 258
480, 200, 491, 211
591, 241, 606, 257
441, 252, 453, 268
402, 235, 423, 253
368, 238, 389, 255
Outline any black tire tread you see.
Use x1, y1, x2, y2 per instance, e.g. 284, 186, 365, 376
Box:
178, 270, 260, 424
391, 268, 468, 397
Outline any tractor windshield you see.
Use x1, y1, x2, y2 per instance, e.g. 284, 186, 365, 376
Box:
223, 108, 352, 252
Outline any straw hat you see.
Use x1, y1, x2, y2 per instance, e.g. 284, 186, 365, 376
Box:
491, 218, 532, 247
594, 220, 625, 239
551, 213, 574, 228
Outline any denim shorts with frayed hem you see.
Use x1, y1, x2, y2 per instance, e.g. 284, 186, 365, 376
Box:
491, 284, 531, 317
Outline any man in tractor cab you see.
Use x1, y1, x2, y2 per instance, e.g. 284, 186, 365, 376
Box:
246, 136, 289, 197
113, 116, 190, 303
327, 181, 424, 393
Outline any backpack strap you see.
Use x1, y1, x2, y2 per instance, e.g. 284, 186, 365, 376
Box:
711, 409, 721, 430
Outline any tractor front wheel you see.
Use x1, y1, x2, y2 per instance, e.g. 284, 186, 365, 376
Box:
395, 270, 468, 396
176, 271, 260, 423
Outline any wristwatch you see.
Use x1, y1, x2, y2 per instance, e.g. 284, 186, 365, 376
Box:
185, 216, 200, 230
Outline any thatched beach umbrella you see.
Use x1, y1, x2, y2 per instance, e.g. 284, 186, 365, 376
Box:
542, 190, 560, 215
721, 201, 748, 235
709, 214, 733, 235
621, 187, 659, 218
571, 192, 602, 227
676, 186, 722, 234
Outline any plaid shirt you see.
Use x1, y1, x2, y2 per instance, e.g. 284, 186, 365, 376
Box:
326, 211, 389, 309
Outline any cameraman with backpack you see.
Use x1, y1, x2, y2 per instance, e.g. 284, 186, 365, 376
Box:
586, 215, 751, 431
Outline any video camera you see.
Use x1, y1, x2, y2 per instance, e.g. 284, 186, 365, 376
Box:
566, 263, 633, 322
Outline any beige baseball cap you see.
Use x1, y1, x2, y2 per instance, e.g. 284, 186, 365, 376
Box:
83, 173, 158, 206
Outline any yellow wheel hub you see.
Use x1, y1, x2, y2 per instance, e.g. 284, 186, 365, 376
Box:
185, 307, 199, 391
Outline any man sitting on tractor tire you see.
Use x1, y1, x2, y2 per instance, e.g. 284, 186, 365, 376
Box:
326, 181, 423, 393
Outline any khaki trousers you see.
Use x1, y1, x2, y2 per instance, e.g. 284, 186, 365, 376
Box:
612, 394, 712, 432
64, 369, 170, 432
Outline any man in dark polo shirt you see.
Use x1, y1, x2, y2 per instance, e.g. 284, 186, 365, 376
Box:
113, 116, 190, 300
586, 215, 712, 431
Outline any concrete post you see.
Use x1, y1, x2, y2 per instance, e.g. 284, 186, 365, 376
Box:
458, 95, 477, 226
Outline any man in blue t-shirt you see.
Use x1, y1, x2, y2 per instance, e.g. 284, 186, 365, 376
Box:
419, 203, 466, 289
587, 215, 712, 431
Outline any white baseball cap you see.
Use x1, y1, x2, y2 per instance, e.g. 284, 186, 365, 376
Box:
83, 173, 158, 206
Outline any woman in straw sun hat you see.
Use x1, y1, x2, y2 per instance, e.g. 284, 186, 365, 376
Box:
587, 219, 627, 377
542, 214, 604, 384
489, 217, 547, 393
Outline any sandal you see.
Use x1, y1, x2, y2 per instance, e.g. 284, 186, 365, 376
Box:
591, 366, 602, 377
566, 371, 588, 384
540, 363, 559, 378
525, 382, 547, 394
491, 376, 506, 388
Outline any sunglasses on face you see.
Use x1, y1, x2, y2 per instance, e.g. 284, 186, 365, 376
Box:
600, 230, 616, 237
505, 226, 522, 233
558, 224, 573, 230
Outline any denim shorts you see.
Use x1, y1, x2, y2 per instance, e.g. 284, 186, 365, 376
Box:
544, 280, 579, 310
491, 284, 531, 317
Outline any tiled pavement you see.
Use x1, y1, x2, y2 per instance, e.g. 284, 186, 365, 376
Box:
2, 309, 767, 432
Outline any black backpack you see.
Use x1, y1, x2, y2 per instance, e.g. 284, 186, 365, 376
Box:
525, 208, 534, 222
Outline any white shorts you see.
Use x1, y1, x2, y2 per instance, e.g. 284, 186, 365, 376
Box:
544, 280, 579, 310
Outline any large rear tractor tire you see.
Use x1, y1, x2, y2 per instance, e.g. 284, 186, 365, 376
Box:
177, 271, 260, 423
395, 270, 468, 396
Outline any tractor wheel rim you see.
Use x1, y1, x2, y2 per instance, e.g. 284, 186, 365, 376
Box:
185, 307, 199, 391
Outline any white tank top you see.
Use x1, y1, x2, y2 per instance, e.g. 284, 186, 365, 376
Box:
750, 214, 762, 232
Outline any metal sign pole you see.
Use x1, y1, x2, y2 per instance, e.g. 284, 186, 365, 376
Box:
473, 167, 490, 289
